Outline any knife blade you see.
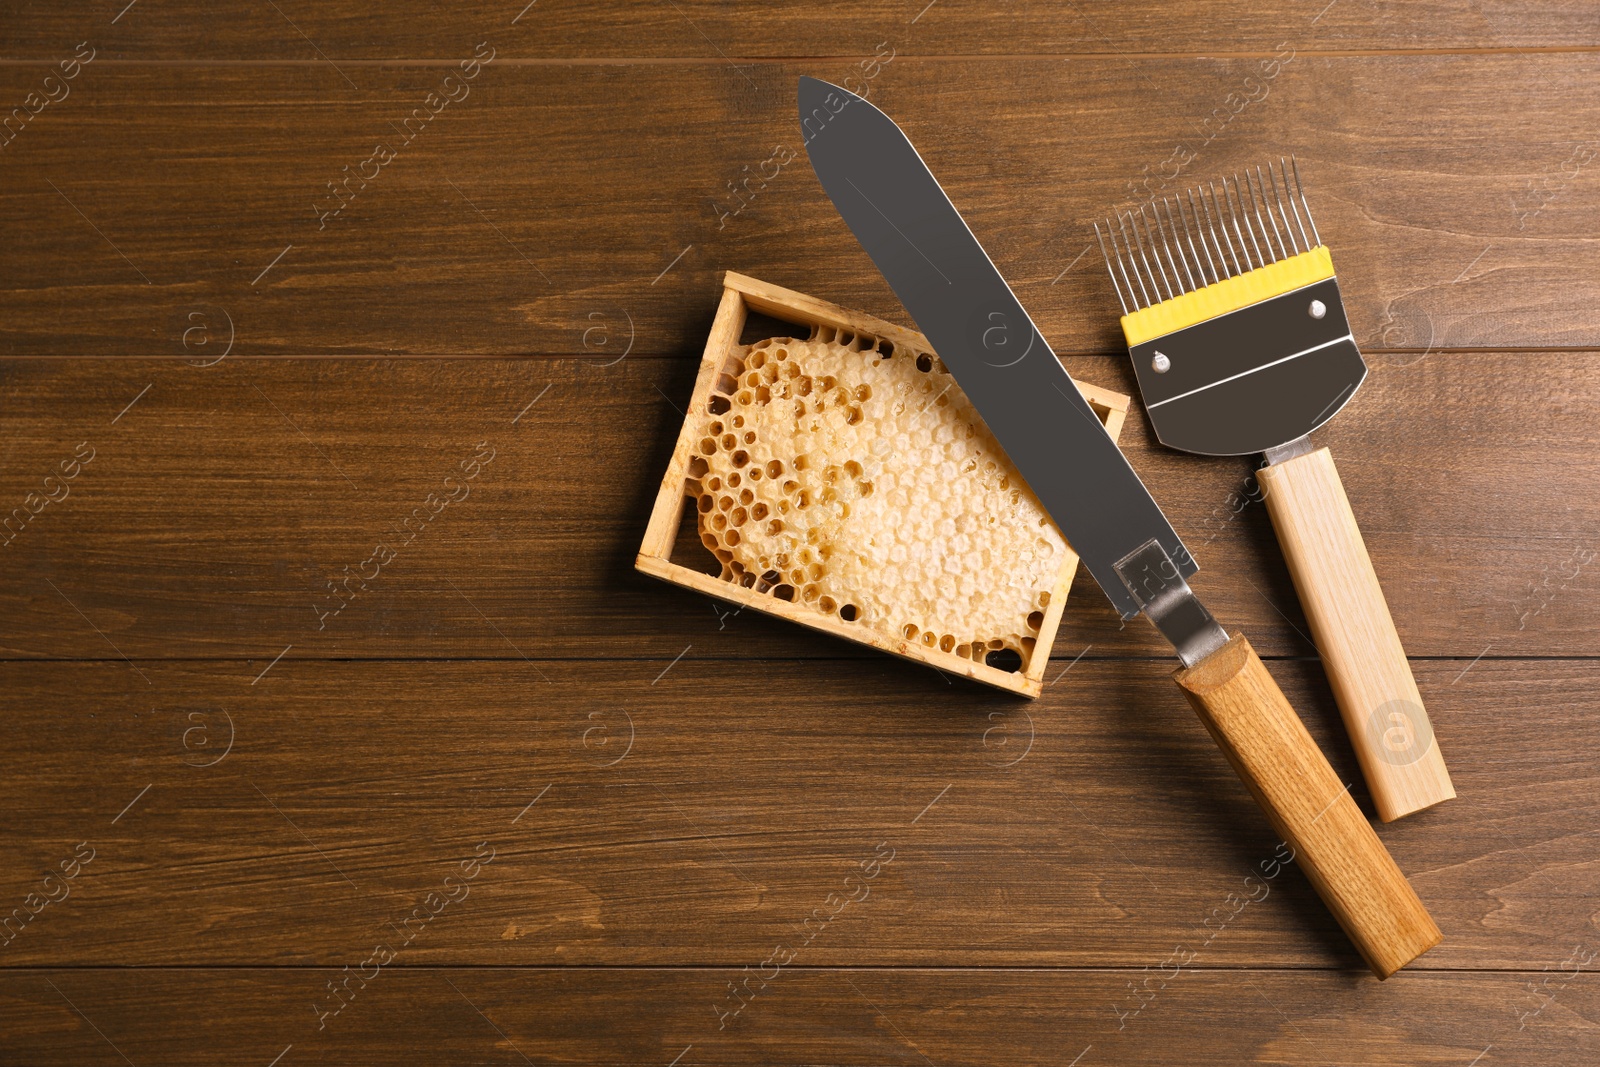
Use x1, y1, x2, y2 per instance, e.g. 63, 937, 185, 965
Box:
797, 75, 1442, 978
798, 75, 1222, 662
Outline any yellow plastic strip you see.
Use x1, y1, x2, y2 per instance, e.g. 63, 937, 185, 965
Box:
1120, 246, 1335, 348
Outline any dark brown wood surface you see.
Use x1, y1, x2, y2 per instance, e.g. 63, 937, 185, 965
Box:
3, 4, 1598, 1065
1, 1, 1597, 56
0, 355, 1595, 661
4, 968, 1596, 1066
1, 655, 1594, 971
0, 55, 1599, 356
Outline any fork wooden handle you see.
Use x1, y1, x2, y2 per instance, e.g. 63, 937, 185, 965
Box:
1257, 446, 1455, 822
1175, 634, 1442, 978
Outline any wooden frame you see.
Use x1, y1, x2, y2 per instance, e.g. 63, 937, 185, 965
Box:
636, 272, 1130, 698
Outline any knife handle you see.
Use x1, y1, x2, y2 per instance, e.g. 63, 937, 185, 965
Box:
1257, 446, 1454, 821
1174, 633, 1441, 978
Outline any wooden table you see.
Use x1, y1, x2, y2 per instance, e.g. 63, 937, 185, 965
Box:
3, 3, 1597, 1064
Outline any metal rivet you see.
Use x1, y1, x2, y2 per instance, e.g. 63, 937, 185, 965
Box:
1309, 299, 1327, 319
1152, 351, 1171, 373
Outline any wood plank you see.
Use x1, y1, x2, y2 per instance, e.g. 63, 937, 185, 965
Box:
3, 10, 1593, 1065
1, 1, 1596, 59
2, 966, 1597, 1067
0, 56, 1598, 355
1, 355, 1595, 661
0, 656, 1593, 970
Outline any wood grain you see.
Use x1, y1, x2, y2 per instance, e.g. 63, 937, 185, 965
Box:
0, 56, 1597, 355
3, 966, 1596, 1067
1, 1, 1596, 58
1259, 446, 1456, 821
2, 8, 1597, 1062
0, 355, 1594, 661
0, 656, 1593, 970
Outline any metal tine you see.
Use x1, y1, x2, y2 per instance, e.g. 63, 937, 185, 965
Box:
1164, 196, 1199, 290
1125, 211, 1158, 307
1267, 160, 1302, 255
1136, 205, 1174, 300
1192, 184, 1221, 278
1117, 211, 1153, 308
1206, 181, 1242, 277
1105, 220, 1142, 312
1215, 178, 1243, 271
1145, 204, 1184, 299
1173, 194, 1211, 286
1109, 218, 1144, 311
1235, 174, 1260, 265
1154, 197, 1193, 292
1222, 186, 1247, 275
1235, 175, 1265, 268
1240, 171, 1271, 263
1253, 166, 1288, 261
1233, 173, 1258, 263
1196, 189, 1216, 283
1261, 167, 1289, 259
1184, 188, 1220, 284
1096, 218, 1121, 305
1267, 165, 1295, 257
1093, 222, 1129, 315
1291, 154, 1321, 246
1155, 198, 1190, 292
1140, 202, 1173, 295
1092, 159, 1333, 326
1204, 182, 1238, 279
1225, 177, 1258, 271
1118, 220, 1149, 309
1280, 157, 1312, 250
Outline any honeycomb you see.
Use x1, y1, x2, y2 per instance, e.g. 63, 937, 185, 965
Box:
686, 328, 1068, 668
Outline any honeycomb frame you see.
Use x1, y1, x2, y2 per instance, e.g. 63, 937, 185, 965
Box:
636, 272, 1130, 699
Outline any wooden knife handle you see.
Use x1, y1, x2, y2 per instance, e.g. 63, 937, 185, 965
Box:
1257, 446, 1455, 821
1174, 634, 1441, 978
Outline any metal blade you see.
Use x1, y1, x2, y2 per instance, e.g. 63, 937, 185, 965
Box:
798, 77, 1196, 621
